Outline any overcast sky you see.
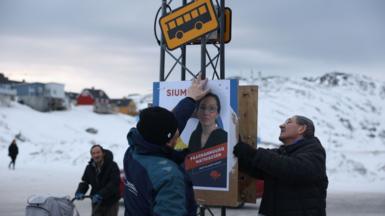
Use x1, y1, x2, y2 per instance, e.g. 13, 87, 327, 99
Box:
0, 0, 384, 97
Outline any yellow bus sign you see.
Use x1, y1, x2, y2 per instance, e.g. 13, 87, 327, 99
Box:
159, 0, 219, 50
191, 7, 232, 44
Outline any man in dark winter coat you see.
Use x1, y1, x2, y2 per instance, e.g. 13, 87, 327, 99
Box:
234, 115, 328, 216
123, 76, 209, 216
75, 145, 120, 216
8, 139, 18, 170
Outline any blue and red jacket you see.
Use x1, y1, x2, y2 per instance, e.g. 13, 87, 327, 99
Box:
123, 97, 197, 216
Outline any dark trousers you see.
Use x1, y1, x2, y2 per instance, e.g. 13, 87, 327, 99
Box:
8, 156, 16, 169
92, 201, 119, 216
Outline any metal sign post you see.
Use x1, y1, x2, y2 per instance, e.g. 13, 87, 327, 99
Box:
159, 0, 167, 81
181, 0, 187, 81
219, 0, 225, 79
158, 0, 230, 81
157, 1, 230, 215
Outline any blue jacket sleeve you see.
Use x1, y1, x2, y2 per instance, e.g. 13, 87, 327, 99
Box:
172, 97, 196, 133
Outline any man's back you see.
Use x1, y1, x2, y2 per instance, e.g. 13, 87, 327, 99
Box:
124, 146, 187, 216
234, 115, 328, 216
258, 137, 328, 216
8, 143, 18, 157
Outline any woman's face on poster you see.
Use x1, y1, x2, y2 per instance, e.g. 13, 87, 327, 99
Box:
197, 96, 219, 127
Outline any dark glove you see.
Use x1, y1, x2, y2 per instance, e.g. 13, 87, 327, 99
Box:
233, 141, 256, 158
75, 192, 85, 200
233, 141, 258, 165
92, 194, 103, 205
233, 141, 258, 173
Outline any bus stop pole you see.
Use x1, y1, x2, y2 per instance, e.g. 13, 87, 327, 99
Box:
219, 0, 225, 79
159, 0, 167, 81
199, 206, 205, 216
220, 1, 226, 214
181, 0, 187, 80
221, 206, 226, 216
201, 36, 206, 79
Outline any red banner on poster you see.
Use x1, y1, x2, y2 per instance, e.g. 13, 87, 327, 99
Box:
185, 143, 227, 170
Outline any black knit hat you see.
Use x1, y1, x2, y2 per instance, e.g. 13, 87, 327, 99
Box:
136, 106, 178, 145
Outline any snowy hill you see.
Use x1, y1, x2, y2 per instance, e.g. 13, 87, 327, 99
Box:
1, 72, 385, 191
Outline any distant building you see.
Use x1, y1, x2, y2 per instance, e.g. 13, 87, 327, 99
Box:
66, 92, 79, 101
14, 82, 66, 112
62, 92, 79, 110
0, 73, 21, 106
77, 88, 110, 105
77, 88, 113, 114
110, 98, 138, 116
65, 91, 79, 106
0, 84, 17, 106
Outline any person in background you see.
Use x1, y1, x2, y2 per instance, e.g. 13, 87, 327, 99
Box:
123, 76, 209, 216
75, 145, 120, 216
188, 92, 227, 153
8, 139, 18, 170
234, 115, 328, 216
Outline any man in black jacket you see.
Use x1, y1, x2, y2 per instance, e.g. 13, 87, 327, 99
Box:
234, 115, 328, 216
75, 145, 120, 216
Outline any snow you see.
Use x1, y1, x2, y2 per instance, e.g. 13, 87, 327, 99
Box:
0, 103, 138, 169
2, 164, 83, 204
1, 72, 385, 208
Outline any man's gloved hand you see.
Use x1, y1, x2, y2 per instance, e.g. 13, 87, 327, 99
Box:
233, 141, 257, 160
233, 141, 258, 173
75, 192, 85, 200
92, 194, 103, 205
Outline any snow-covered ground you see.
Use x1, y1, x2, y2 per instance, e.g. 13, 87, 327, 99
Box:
0, 104, 135, 168
1, 72, 385, 210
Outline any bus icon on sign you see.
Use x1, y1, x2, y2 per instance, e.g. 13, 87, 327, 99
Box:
160, 0, 218, 50
167, 4, 211, 40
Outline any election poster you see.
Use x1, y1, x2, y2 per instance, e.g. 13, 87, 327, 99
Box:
153, 79, 238, 191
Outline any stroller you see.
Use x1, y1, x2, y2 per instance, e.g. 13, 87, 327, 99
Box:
25, 195, 91, 216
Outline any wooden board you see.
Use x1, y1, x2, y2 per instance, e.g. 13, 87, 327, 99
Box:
238, 85, 258, 203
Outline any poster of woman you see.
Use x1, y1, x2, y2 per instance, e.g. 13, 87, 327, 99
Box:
153, 79, 238, 191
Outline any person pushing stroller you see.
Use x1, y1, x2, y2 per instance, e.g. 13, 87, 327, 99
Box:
74, 145, 120, 216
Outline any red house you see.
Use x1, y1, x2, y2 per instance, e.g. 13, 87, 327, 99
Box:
77, 88, 110, 105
